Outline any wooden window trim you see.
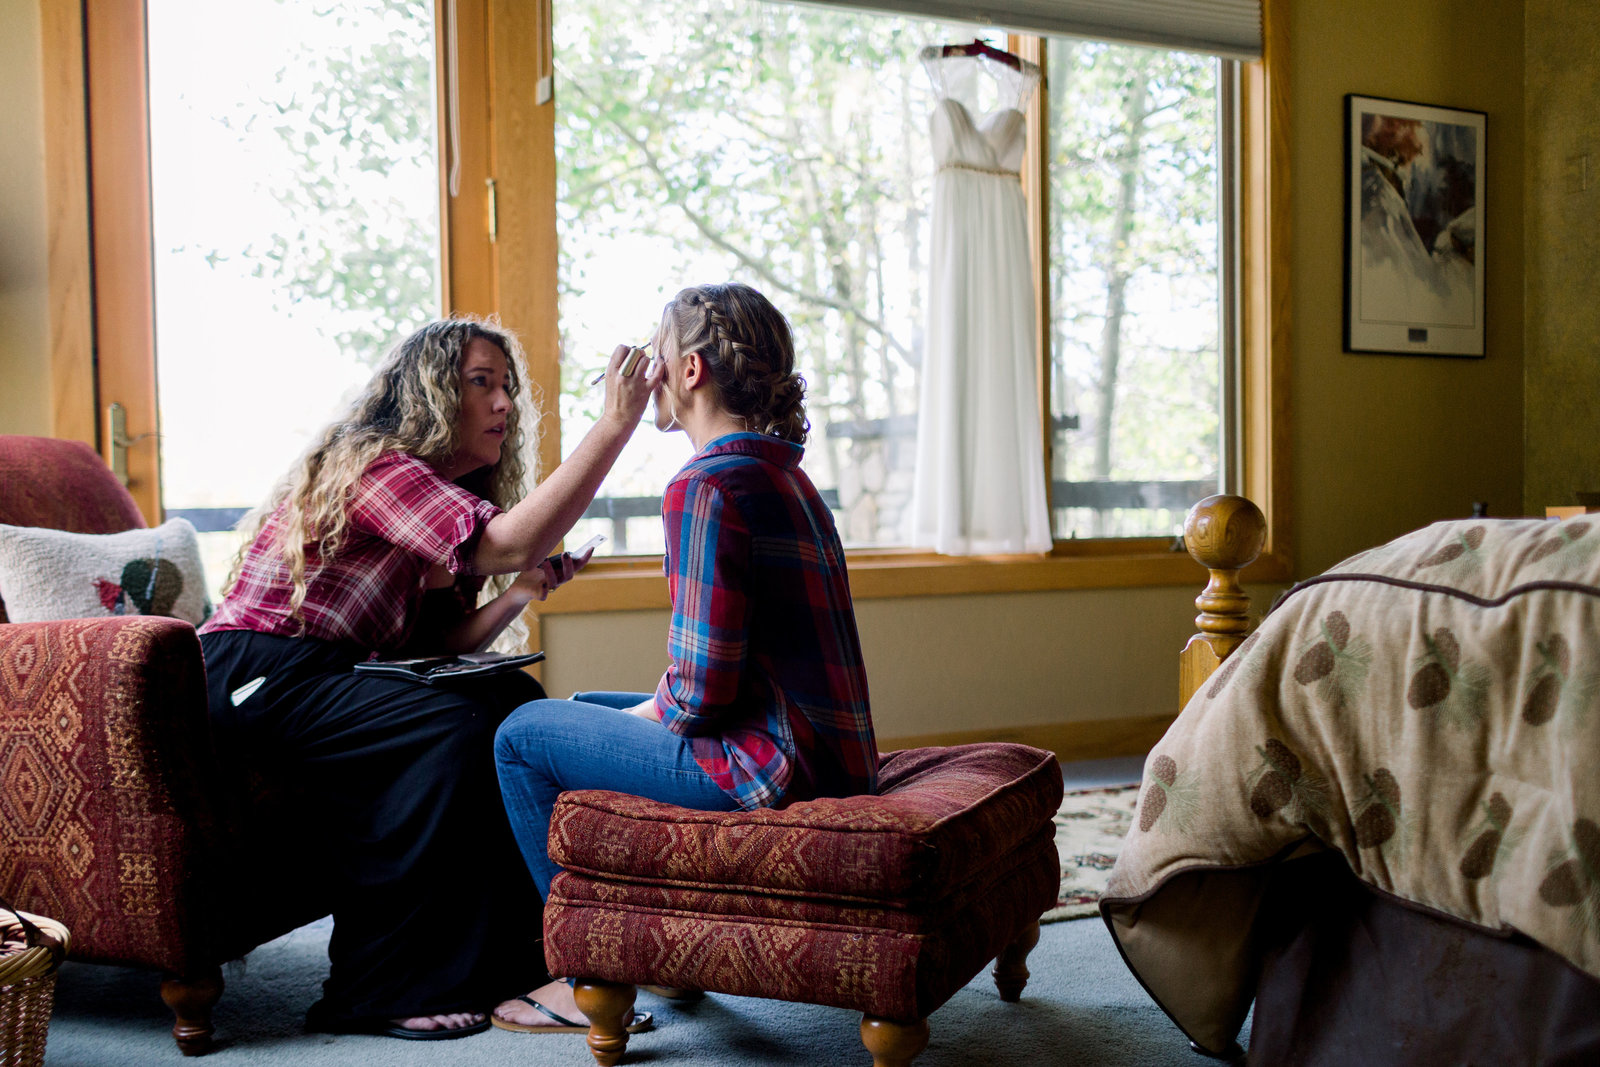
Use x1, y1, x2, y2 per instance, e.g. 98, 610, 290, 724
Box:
43, 0, 1288, 617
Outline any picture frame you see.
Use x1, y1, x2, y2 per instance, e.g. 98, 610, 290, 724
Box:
1344, 94, 1487, 357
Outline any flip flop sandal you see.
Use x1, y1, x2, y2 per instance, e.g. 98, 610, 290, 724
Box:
306, 1004, 492, 1041
378, 1017, 492, 1041
490, 994, 653, 1035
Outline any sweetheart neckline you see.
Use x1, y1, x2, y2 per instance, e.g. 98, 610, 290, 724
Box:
934, 97, 1025, 167
937, 97, 1024, 123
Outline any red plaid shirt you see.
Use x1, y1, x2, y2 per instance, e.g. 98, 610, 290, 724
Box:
200, 452, 500, 653
653, 433, 877, 809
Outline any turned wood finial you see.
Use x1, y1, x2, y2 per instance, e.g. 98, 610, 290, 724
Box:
1179, 494, 1266, 707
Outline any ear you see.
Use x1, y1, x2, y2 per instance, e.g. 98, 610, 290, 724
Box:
680, 350, 710, 391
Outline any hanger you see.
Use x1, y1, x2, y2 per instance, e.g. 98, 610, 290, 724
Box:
937, 38, 1022, 71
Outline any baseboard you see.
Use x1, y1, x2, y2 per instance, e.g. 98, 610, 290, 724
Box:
878, 713, 1175, 762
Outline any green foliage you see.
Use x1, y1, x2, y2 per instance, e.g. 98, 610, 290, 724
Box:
552, 0, 968, 484
1046, 41, 1221, 521
242, 0, 442, 365
216, 0, 1224, 542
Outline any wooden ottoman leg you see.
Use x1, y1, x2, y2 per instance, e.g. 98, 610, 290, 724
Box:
992, 920, 1041, 1002
573, 979, 638, 1067
860, 1015, 930, 1067
160, 967, 224, 1055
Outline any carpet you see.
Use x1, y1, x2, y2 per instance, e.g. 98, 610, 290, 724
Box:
1040, 785, 1138, 923
42, 914, 1246, 1066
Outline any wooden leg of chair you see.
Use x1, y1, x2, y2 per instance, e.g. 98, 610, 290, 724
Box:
860, 1015, 930, 1067
992, 920, 1041, 1002
573, 979, 637, 1067
160, 967, 224, 1056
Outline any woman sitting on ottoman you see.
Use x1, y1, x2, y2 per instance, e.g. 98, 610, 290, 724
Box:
492, 282, 878, 1034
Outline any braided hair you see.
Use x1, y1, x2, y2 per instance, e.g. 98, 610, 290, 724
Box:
661, 283, 809, 444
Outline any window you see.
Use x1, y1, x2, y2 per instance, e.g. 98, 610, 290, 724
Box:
51, 0, 1286, 614
145, 0, 445, 598
1044, 40, 1224, 540
553, 0, 1230, 557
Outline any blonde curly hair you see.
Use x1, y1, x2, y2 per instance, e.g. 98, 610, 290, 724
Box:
226, 317, 540, 629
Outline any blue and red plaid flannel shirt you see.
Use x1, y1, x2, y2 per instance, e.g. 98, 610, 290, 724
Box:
653, 432, 877, 809
201, 451, 499, 652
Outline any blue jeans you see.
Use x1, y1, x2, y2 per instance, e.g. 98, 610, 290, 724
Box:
494, 692, 740, 897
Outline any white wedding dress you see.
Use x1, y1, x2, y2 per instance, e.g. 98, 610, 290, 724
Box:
908, 49, 1052, 555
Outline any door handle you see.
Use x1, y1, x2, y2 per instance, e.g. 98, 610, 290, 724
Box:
105, 402, 156, 488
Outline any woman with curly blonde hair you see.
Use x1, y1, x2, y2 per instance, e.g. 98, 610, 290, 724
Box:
199, 317, 661, 1040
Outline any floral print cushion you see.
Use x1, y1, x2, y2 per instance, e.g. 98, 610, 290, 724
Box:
1103, 515, 1600, 1048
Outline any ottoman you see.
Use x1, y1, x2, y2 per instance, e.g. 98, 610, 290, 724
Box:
543, 743, 1064, 1066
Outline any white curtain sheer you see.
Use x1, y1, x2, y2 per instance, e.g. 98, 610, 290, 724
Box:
907, 48, 1051, 555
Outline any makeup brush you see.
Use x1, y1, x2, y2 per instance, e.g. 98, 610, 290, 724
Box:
591, 340, 653, 385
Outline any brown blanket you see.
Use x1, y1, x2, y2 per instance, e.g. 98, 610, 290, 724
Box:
1102, 516, 1600, 1054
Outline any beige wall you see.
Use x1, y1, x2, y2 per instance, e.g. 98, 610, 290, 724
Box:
1524, 0, 1599, 514
1289, 0, 1525, 577
0, 0, 1531, 744
0, 0, 52, 439
541, 586, 1203, 740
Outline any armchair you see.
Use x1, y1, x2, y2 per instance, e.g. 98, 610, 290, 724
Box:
0, 435, 323, 1054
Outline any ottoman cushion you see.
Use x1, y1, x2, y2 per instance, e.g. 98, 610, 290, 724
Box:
548, 743, 1063, 907
542, 743, 1064, 1022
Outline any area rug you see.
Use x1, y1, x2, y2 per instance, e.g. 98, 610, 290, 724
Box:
1040, 784, 1139, 922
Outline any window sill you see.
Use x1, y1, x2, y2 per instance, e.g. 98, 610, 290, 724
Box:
535, 545, 1293, 615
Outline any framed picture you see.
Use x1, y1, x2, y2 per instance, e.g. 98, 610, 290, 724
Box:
1344, 94, 1486, 357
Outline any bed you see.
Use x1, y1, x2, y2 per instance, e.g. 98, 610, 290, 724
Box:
1103, 497, 1600, 1065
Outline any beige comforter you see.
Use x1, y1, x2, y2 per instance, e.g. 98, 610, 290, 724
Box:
1102, 515, 1600, 1053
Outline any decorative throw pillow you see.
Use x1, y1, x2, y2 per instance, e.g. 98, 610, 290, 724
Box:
0, 518, 213, 626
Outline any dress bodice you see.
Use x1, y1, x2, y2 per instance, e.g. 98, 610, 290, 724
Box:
931, 98, 1026, 175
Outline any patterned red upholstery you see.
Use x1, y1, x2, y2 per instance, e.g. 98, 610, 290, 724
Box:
0, 435, 146, 535
543, 743, 1063, 1025
0, 435, 147, 625
0, 617, 225, 973
0, 434, 322, 1035
550, 743, 1063, 905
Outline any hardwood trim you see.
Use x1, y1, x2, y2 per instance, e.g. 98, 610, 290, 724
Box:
537, 548, 1295, 615
433, 0, 454, 309
878, 714, 1173, 763
40, 0, 97, 449
1241, 0, 1292, 576
481, 0, 559, 663
85, 0, 160, 523
489, 0, 561, 485
538, 539, 1290, 615
444, 0, 494, 317
1015, 35, 1052, 504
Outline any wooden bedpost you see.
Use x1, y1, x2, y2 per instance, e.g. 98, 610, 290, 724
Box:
1179, 494, 1266, 707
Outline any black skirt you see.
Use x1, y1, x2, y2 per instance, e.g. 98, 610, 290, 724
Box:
200, 628, 547, 1021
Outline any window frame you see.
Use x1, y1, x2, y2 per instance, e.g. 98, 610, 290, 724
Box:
44, 0, 1289, 624
536, 12, 1292, 613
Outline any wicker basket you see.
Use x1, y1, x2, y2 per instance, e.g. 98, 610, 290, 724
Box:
0, 900, 69, 1067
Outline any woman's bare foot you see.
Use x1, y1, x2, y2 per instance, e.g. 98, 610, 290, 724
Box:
494, 978, 581, 1029
390, 1011, 486, 1033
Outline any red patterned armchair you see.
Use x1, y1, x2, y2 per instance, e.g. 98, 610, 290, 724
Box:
0, 435, 323, 1054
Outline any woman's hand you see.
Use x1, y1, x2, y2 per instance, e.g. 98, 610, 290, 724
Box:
600, 343, 665, 428
510, 538, 600, 601
621, 698, 663, 722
